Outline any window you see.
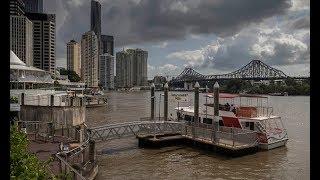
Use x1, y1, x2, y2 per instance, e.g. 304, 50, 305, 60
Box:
203, 118, 212, 124
184, 115, 194, 122
245, 122, 250, 127
219, 120, 224, 126
249, 122, 254, 130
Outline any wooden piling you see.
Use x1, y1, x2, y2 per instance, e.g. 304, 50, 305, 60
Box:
151, 83, 155, 120
164, 83, 169, 121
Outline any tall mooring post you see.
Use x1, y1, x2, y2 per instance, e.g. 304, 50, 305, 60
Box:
50, 94, 54, 106
21, 93, 25, 105
151, 83, 155, 120
164, 83, 169, 121
193, 82, 200, 138
213, 82, 220, 142
89, 140, 96, 163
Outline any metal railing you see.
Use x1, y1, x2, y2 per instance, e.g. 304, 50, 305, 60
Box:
19, 120, 91, 179
89, 120, 258, 148
256, 106, 273, 117
55, 125, 91, 180
89, 121, 184, 142
11, 93, 84, 107
181, 124, 259, 148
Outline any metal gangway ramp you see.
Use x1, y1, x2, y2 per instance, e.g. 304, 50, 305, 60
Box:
88, 121, 184, 142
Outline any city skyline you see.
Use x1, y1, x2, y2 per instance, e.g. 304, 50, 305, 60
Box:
44, 0, 309, 78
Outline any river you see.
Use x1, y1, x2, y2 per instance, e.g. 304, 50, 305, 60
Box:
85, 91, 309, 180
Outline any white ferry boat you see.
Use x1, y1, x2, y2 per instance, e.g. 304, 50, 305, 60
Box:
175, 93, 288, 150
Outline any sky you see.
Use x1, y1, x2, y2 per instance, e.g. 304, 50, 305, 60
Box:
44, 0, 310, 79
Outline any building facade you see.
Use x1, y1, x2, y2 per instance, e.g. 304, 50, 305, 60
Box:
22, 0, 43, 13
101, 35, 114, 55
116, 49, 148, 88
67, 40, 81, 76
10, 15, 33, 66
99, 53, 114, 90
116, 50, 133, 88
90, 0, 101, 40
10, 0, 25, 16
81, 31, 99, 87
25, 13, 56, 74
91, 0, 101, 52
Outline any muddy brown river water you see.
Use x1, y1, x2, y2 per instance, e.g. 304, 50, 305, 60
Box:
85, 91, 309, 180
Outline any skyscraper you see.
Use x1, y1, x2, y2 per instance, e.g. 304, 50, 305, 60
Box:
101, 35, 114, 55
81, 31, 99, 87
90, 0, 101, 39
116, 50, 133, 88
99, 53, 114, 90
67, 40, 81, 76
10, 0, 25, 16
25, 13, 56, 73
116, 49, 148, 88
10, 15, 33, 66
23, 0, 43, 13
130, 49, 148, 86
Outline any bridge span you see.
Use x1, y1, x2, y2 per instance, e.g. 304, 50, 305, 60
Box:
170, 60, 309, 84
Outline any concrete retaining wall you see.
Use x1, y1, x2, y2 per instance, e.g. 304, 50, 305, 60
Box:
20, 105, 86, 127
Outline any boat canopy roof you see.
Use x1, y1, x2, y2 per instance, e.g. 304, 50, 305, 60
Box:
204, 93, 267, 99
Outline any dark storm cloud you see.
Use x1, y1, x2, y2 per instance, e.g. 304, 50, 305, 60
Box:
102, 0, 292, 46
44, 0, 292, 59
289, 16, 310, 29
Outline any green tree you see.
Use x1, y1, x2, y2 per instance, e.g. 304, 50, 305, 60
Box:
285, 77, 297, 86
10, 125, 51, 179
59, 69, 81, 82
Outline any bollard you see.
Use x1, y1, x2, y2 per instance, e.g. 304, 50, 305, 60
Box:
164, 83, 169, 121
89, 140, 96, 163
21, 93, 25, 105
50, 94, 54, 106
193, 82, 200, 138
213, 81, 220, 142
151, 83, 155, 120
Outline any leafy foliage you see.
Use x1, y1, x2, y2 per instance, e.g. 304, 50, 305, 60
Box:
59, 69, 81, 82
220, 79, 309, 95
10, 96, 18, 103
10, 125, 50, 179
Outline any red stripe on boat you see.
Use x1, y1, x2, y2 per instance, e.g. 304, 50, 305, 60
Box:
221, 116, 242, 128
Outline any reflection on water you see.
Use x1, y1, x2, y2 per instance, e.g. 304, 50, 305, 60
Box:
85, 91, 309, 180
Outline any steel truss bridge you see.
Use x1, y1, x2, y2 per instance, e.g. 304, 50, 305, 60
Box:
171, 60, 309, 83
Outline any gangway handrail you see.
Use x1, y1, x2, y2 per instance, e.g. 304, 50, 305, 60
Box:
55, 153, 86, 180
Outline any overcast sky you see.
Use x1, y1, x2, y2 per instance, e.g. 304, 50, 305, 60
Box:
44, 0, 310, 79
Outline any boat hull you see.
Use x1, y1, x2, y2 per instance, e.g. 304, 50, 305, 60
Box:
259, 139, 288, 150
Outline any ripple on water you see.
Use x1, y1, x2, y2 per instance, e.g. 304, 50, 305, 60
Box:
88, 92, 310, 179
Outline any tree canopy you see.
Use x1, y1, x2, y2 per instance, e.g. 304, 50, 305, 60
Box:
59, 69, 81, 82
10, 125, 51, 179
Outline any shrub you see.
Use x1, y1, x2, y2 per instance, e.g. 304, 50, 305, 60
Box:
10, 125, 50, 179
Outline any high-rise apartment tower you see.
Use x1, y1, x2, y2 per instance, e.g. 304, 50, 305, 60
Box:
25, 12, 56, 73
99, 53, 114, 90
81, 31, 99, 87
67, 40, 81, 76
